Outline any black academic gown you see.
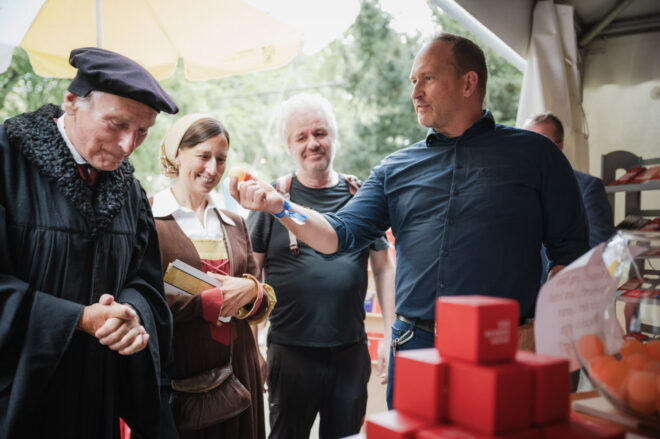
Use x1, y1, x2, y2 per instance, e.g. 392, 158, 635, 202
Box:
0, 105, 174, 438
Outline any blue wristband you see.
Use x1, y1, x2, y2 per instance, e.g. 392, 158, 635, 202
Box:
273, 199, 289, 218
272, 199, 307, 225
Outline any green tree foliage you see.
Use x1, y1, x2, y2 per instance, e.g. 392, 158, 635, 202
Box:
0, 48, 69, 118
301, 0, 426, 179
1, 0, 522, 194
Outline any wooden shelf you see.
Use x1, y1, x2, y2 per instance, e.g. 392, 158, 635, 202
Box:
605, 181, 660, 193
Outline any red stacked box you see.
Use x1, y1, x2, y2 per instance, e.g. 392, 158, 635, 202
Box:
447, 359, 532, 433
393, 348, 447, 423
435, 295, 519, 364
365, 410, 431, 439
417, 425, 541, 438
540, 413, 627, 438
365, 296, 625, 439
515, 351, 570, 424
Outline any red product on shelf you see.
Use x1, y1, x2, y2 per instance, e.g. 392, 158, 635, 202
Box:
366, 410, 431, 439
435, 296, 519, 364
617, 277, 645, 291
515, 351, 570, 424
416, 425, 542, 439
447, 360, 533, 434
393, 348, 447, 423
640, 218, 660, 231
620, 289, 660, 300
609, 167, 645, 185
631, 165, 660, 184
540, 414, 624, 438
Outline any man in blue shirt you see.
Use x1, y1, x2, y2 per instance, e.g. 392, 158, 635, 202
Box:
230, 33, 589, 407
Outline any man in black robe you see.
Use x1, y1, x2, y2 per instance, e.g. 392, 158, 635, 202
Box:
0, 48, 178, 438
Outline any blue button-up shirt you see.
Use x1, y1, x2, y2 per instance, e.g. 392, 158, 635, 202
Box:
324, 111, 589, 320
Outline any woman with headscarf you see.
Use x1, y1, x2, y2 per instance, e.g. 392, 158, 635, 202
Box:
151, 114, 275, 438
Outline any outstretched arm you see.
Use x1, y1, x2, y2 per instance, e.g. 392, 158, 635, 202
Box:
229, 176, 339, 254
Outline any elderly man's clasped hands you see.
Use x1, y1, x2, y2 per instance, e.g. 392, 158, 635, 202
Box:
77, 294, 149, 355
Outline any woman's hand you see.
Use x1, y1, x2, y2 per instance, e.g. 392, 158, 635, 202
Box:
207, 273, 258, 318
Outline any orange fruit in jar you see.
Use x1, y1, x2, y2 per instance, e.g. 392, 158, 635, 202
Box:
624, 353, 649, 371
629, 398, 656, 414
599, 358, 630, 391
644, 360, 660, 373
577, 334, 605, 361
627, 371, 658, 414
645, 340, 660, 361
621, 339, 645, 357
589, 355, 617, 381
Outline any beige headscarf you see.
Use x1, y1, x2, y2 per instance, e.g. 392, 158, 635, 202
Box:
159, 113, 214, 178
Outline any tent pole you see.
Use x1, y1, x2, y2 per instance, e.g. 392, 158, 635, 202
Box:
431, 0, 525, 71
579, 0, 635, 47
96, 0, 103, 48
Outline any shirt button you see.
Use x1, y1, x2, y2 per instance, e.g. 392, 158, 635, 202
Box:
453, 189, 459, 196
456, 164, 463, 169
443, 251, 449, 256
439, 282, 446, 289
448, 219, 454, 225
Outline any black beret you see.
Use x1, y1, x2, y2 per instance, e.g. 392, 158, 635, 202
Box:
68, 47, 178, 114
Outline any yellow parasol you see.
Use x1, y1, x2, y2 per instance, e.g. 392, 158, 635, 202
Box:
18, 0, 303, 80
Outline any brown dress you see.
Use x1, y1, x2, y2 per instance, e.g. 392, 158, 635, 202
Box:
154, 208, 268, 439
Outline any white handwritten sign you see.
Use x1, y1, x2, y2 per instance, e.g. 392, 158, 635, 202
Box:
535, 244, 620, 371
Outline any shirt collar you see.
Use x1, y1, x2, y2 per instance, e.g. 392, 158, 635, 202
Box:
425, 109, 496, 147
151, 187, 236, 226
56, 114, 88, 165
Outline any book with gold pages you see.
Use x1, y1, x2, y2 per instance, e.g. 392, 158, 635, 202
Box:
163, 259, 220, 296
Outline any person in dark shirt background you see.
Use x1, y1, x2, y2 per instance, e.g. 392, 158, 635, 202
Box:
524, 112, 615, 253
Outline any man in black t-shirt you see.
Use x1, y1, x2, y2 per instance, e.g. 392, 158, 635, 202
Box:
247, 93, 395, 439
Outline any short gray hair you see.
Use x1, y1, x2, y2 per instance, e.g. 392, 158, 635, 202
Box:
62, 90, 101, 112
277, 93, 338, 147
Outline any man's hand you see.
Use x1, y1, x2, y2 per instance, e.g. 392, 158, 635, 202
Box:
377, 336, 390, 384
96, 317, 149, 355
206, 273, 258, 318
78, 294, 149, 355
229, 176, 284, 214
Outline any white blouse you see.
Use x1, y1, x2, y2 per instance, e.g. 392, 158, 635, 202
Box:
151, 188, 236, 240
